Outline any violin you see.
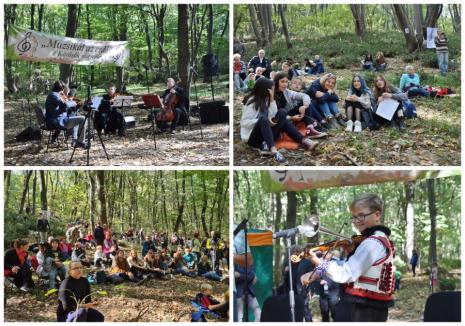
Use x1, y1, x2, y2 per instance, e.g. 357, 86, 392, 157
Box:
156, 89, 179, 122
290, 235, 366, 262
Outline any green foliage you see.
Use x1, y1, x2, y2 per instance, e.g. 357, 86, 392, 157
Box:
439, 278, 459, 291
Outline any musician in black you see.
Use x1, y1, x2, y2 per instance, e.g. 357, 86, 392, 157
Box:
95, 84, 125, 136
45, 80, 87, 148
156, 78, 188, 135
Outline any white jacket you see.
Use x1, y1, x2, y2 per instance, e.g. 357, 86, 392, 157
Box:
240, 99, 278, 142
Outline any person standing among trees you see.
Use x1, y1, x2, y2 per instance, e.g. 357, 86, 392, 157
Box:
37, 211, 50, 243
434, 31, 449, 75
410, 249, 419, 277
93, 223, 104, 247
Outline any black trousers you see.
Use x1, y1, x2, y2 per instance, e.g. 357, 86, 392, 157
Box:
335, 296, 389, 322
156, 107, 185, 131
248, 109, 303, 149
320, 295, 338, 322
11, 264, 34, 289
287, 106, 314, 126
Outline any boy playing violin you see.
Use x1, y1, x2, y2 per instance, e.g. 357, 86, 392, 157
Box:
304, 193, 395, 322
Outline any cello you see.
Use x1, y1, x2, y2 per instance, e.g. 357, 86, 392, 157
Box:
156, 90, 179, 122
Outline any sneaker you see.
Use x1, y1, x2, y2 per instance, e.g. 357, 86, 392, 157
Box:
273, 151, 288, 165
328, 117, 339, 129
354, 121, 362, 133
20, 285, 32, 292
345, 120, 354, 132
306, 128, 328, 139
257, 142, 272, 155
301, 138, 319, 151
170, 130, 176, 135
336, 115, 346, 127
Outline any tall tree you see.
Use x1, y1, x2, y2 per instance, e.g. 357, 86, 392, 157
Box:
19, 171, 33, 215
424, 5, 442, 28
177, 5, 190, 92
449, 4, 461, 34
392, 4, 419, 53
39, 170, 47, 210
350, 4, 367, 39
96, 171, 108, 225
427, 179, 437, 265
248, 5, 265, 47
273, 192, 282, 284
4, 4, 18, 93
59, 4, 79, 84
278, 5, 292, 49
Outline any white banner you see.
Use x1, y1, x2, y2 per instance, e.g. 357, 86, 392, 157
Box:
7, 26, 129, 66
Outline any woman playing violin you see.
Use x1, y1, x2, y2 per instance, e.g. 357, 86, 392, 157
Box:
96, 84, 125, 136
304, 193, 395, 322
155, 77, 188, 135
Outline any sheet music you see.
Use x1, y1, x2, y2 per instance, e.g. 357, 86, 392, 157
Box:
91, 96, 103, 109
113, 96, 134, 107
376, 98, 399, 121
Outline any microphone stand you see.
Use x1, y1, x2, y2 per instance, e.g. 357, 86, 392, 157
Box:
190, 66, 203, 139
234, 220, 249, 321
285, 235, 296, 322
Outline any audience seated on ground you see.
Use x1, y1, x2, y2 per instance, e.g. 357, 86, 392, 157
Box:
46, 238, 68, 289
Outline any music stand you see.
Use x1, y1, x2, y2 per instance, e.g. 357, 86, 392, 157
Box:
68, 95, 110, 166
142, 94, 163, 150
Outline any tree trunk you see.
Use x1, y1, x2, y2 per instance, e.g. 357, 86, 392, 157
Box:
427, 179, 437, 265
413, 5, 424, 47
449, 4, 461, 34
30, 4, 35, 29
32, 171, 37, 214
424, 5, 442, 28
59, 4, 79, 84
248, 5, 265, 47
19, 171, 33, 215
203, 5, 214, 83
116, 5, 128, 91
177, 5, 190, 92
38, 4, 45, 31
309, 189, 318, 214
278, 5, 292, 49
286, 191, 297, 244
392, 4, 419, 53
200, 172, 209, 236
4, 171, 12, 210
174, 172, 186, 232
85, 5, 94, 85
39, 170, 47, 210
87, 172, 97, 230
96, 171, 108, 225
5, 4, 18, 93
350, 4, 367, 39
405, 182, 415, 263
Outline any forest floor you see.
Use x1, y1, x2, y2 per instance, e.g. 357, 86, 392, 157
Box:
4, 241, 229, 322
308, 269, 461, 322
233, 58, 461, 166
4, 78, 229, 166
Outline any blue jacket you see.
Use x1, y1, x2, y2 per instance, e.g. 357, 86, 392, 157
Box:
306, 79, 339, 104
45, 92, 71, 129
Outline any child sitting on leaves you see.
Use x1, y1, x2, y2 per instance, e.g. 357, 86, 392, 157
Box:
194, 283, 229, 319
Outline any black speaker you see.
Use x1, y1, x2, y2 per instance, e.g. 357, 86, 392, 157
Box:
202, 53, 219, 77
199, 101, 228, 124
260, 294, 305, 322
16, 126, 41, 142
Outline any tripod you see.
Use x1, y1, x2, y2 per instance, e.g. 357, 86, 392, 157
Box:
190, 67, 204, 139
68, 104, 110, 166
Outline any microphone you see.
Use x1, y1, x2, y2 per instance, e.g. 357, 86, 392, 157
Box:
273, 227, 300, 239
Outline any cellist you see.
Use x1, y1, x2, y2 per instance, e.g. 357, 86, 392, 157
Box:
155, 78, 188, 135
304, 193, 395, 322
